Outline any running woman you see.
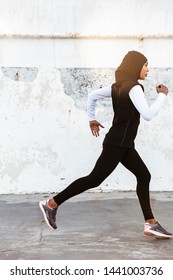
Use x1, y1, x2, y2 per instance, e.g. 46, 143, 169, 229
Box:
39, 50, 172, 239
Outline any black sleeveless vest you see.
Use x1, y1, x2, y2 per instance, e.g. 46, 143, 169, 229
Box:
103, 81, 143, 148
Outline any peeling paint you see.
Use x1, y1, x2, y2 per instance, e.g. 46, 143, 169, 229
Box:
1, 67, 38, 82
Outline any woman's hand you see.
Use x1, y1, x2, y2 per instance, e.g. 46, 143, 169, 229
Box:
156, 84, 169, 95
89, 120, 104, 137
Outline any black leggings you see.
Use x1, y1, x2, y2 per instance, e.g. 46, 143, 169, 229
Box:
53, 145, 154, 220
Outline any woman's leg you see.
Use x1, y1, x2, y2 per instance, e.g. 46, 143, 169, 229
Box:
53, 145, 126, 206
40, 145, 126, 229
120, 148, 154, 221
120, 148, 172, 238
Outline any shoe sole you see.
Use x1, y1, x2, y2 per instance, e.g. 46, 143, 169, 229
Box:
39, 201, 57, 230
144, 230, 172, 239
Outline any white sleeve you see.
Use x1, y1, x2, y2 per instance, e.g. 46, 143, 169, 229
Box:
129, 85, 166, 121
87, 85, 112, 121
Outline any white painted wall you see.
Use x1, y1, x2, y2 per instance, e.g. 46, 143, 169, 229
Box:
0, 0, 173, 194
0, 0, 173, 67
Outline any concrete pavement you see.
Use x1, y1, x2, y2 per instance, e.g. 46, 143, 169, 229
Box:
0, 191, 173, 260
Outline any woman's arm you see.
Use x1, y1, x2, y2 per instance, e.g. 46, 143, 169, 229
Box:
87, 85, 111, 137
129, 85, 167, 121
87, 85, 112, 121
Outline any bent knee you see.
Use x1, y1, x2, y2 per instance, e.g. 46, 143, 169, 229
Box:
137, 170, 151, 184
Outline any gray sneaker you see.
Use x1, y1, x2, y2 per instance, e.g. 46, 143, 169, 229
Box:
144, 222, 172, 238
39, 200, 57, 229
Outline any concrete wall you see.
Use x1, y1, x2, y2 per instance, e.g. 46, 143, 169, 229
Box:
0, 0, 173, 194
0, 0, 173, 67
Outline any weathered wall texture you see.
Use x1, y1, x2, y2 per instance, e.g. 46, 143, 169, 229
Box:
0, 67, 173, 194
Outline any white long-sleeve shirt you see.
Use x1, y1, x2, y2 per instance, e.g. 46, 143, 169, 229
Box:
87, 84, 166, 121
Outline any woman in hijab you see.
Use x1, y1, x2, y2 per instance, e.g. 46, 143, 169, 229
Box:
39, 51, 172, 239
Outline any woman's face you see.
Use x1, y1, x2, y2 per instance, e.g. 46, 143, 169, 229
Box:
139, 62, 149, 80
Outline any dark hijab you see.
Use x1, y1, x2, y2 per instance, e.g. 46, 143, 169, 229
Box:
115, 51, 147, 86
